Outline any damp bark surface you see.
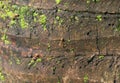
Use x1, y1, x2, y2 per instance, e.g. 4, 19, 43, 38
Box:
0, 0, 120, 83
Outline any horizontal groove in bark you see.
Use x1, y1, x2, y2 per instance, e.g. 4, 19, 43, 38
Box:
0, 9, 120, 38
0, 1, 120, 57
1, 52, 120, 82
0, 1, 120, 83
12, 0, 120, 13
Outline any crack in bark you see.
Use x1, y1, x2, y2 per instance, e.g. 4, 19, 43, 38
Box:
96, 27, 100, 55
12, 2, 120, 17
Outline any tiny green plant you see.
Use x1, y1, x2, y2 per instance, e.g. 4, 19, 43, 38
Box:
19, 6, 29, 15
98, 55, 104, 59
57, 77, 61, 83
19, 18, 28, 29
1, 34, 11, 44
47, 43, 51, 51
55, 0, 61, 4
92, 0, 100, 2
75, 16, 79, 22
33, 12, 39, 22
15, 58, 21, 65
96, 15, 102, 21
33, 58, 42, 67
55, 16, 64, 26
28, 59, 35, 67
0, 72, 5, 81
56, 16, 60, 20
9, 20, 16, 26
0, 2, 30, 29
84, 74, 88, 83
6, 11, 15, 19
39, 14, 47, 24
115, 19, 120, 32
39, 14, 47, 30
86, 0, 90, 4
28, 58, 42, 68
86, 0, 100, 3
18, 6, 30, 29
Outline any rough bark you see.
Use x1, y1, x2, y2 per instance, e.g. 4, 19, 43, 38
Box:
0, 0, 120, 83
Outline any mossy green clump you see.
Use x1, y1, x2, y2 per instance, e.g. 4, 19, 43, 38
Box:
0, 1, 49, 30
39, 14, 47, 30
86, 0, 100, 4
15, 58, 21, 65
0, 1, 29, 29
54, 16, 64, 26
39, 15, 47, 24
0, 2, 31, 29
0, 68, 5, 81
92, 0, 100, 2
9, 19, 16, 26
19, 18, 28, 29
84, 74, 89, 83
115, 19, 120, 32
55, 0, 61, 4
0, 72, 5, 81
1, 34, 11, 44
96, 15, 102, 21
98, 55, 104, 59
33, 12, 39, 22
28, 58, 42, 68
18, 6, 30, 29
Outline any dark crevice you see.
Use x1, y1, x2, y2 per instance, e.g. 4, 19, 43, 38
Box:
96, 27, 100, 54
12, 3, 120, 18
108, 57, 114, 68
87, 55, 95, 64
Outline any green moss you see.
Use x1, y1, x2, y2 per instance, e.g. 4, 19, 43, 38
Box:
33, 12, 38, 17
1, 34, 11, 44
57, 77, 61, 83
92, 0, 100, 2
115, 19, 120, 32
15, 58, 21, 65
86, 0, 100, 4
0, 68, 5, 81
47, 43, 51, 51
33, 12, 39, 22
28, 58, 42, 68
75, 16, 79, 22
0, 2, 30, 29
39, 14, 47, 30
39, 14, 47, 24
0, 72, 5, 81
0, 1, 4, 7
0, 1, 49, 30
19, 6, 29, 15
84, 74, 89, 83
17, 6, 30, 29
96, 15, 102, 21
98, 55, 104, 59
55, 0, 61, 4
86, 0, 91, 4
28, 59, 35, 67
9, 20, 16, 26
19, 18, 28, 29
54, 16, 64, 26
6, 11, 15, 19
0, 2, 7, 20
